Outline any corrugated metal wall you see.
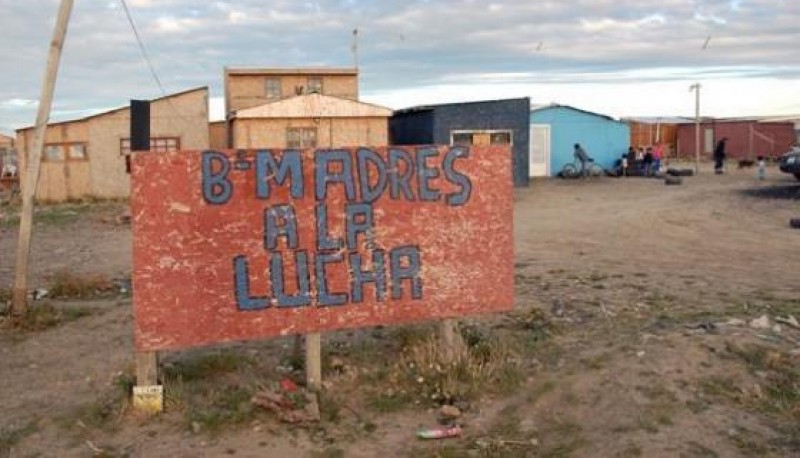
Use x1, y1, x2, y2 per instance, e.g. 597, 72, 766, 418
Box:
676, 121, 795, 159
390, 98, 531, 187
389, 110, 435, 145
628, 121, 678, 156
431, 98, 530, 187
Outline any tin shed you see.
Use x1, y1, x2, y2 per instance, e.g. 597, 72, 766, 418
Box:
529, 105, 630, 177
676, 119, 795, 160
389, 98, 531, 187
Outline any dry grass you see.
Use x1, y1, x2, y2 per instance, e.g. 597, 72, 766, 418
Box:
162, 350, 264, 434
372, 324, 523, 408
57, 371, 134, 439
724, 342, 800, 419
48, 270, 115, 299
0, 420, 39, 457
2, 302, 94, 331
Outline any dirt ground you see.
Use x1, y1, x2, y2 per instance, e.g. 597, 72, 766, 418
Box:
1, 165, 799, 457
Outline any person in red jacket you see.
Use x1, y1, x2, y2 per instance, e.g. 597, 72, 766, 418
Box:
652, 143, 663, 175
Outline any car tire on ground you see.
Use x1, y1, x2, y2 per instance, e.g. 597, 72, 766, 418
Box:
790, 218, 800, 229
794, 173, 800, 181
667, 168, 694, 177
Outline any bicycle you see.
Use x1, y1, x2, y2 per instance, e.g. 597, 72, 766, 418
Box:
560, 157, 604, 178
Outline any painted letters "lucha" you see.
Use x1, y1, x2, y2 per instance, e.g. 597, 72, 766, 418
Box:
196, 147, 469, 311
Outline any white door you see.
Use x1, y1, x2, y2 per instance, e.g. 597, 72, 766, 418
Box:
529, 124, 550, 177
704, 128, 714, 154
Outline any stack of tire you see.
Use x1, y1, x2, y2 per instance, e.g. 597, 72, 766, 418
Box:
664, 168, 693, 185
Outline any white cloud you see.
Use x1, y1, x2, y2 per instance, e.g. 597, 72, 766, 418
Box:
363, 76, 800, 119
0, 99, 38, 108
0, 0, 798, 129
153, 16, 203, 33
228, 10, 246, 23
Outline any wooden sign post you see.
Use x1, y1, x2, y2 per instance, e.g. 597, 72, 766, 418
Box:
130, 146, 513, 408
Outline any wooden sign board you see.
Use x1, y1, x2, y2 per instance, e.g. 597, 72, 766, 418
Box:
131, 146, 513, 351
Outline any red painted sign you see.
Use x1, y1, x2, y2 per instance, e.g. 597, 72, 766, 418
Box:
131, 146, 513, 351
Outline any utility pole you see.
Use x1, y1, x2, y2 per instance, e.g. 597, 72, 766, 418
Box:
351, 28, 359, 99
690, 83, 701, 174
11, 0, 74, 317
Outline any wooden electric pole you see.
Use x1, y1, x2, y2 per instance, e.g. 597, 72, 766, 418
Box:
11, 0, 75, 317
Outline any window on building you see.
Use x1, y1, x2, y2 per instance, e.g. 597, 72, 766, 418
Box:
151, 137, 179, 153
451, 130, 512, 147
286, 128, 317, 149
452, 133, 474, 146
307, 76, 323, 94
44, 144, 64, 161
42, 142, 87, 161
120, 137, 180, 173
490, 132, 512, 145
68, 144, 87, 160
265, 77, 282, 99
120, 137, 181, 155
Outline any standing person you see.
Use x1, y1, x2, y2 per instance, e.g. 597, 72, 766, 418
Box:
643, 147, 654, 176
652, 143, 663, 175
635, 147, 645, 175
621, 152, 629, 177
574, 143, 590, 177
713, 137, 727, 174
757, 155, 766, 180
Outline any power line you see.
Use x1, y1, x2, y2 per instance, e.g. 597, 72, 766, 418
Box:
119, 0, 168, 97
118, 0, 209, 133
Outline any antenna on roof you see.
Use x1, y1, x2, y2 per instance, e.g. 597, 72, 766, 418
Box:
351, 28, 359, 69
702, 35, 711, 49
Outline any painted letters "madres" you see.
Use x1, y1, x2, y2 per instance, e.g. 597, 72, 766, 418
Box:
201, 147, 472, 206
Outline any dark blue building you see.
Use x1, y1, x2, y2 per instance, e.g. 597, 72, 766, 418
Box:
389, 98, 531, 187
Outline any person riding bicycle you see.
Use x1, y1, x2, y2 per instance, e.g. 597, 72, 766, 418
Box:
574, 143, 591, 177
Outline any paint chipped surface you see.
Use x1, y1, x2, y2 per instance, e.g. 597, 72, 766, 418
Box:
131, 146, 513, 351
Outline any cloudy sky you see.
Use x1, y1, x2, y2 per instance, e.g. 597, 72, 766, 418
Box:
1, 0, 798, 134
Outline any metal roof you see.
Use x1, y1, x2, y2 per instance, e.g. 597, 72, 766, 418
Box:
529, 103, 618, 122
225, 67, 358, 76
393, 97, 530, 115
621, 116, 693, 124
16, 86, 209, 131
233, 93, 392, 119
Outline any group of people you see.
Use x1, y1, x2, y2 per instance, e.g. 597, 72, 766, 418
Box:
574, 137, 777, 180
620, 144, 664, 177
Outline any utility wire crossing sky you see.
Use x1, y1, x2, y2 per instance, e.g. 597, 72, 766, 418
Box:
1, 0, 798, 132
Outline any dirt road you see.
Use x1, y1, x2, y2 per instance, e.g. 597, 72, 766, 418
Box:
1, 167, 798, 457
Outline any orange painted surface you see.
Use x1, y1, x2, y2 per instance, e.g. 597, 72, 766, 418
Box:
131, 146, 513, 351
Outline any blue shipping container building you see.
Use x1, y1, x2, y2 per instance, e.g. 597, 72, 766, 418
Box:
529, 104, 630, 177
390, 98, 531, 187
